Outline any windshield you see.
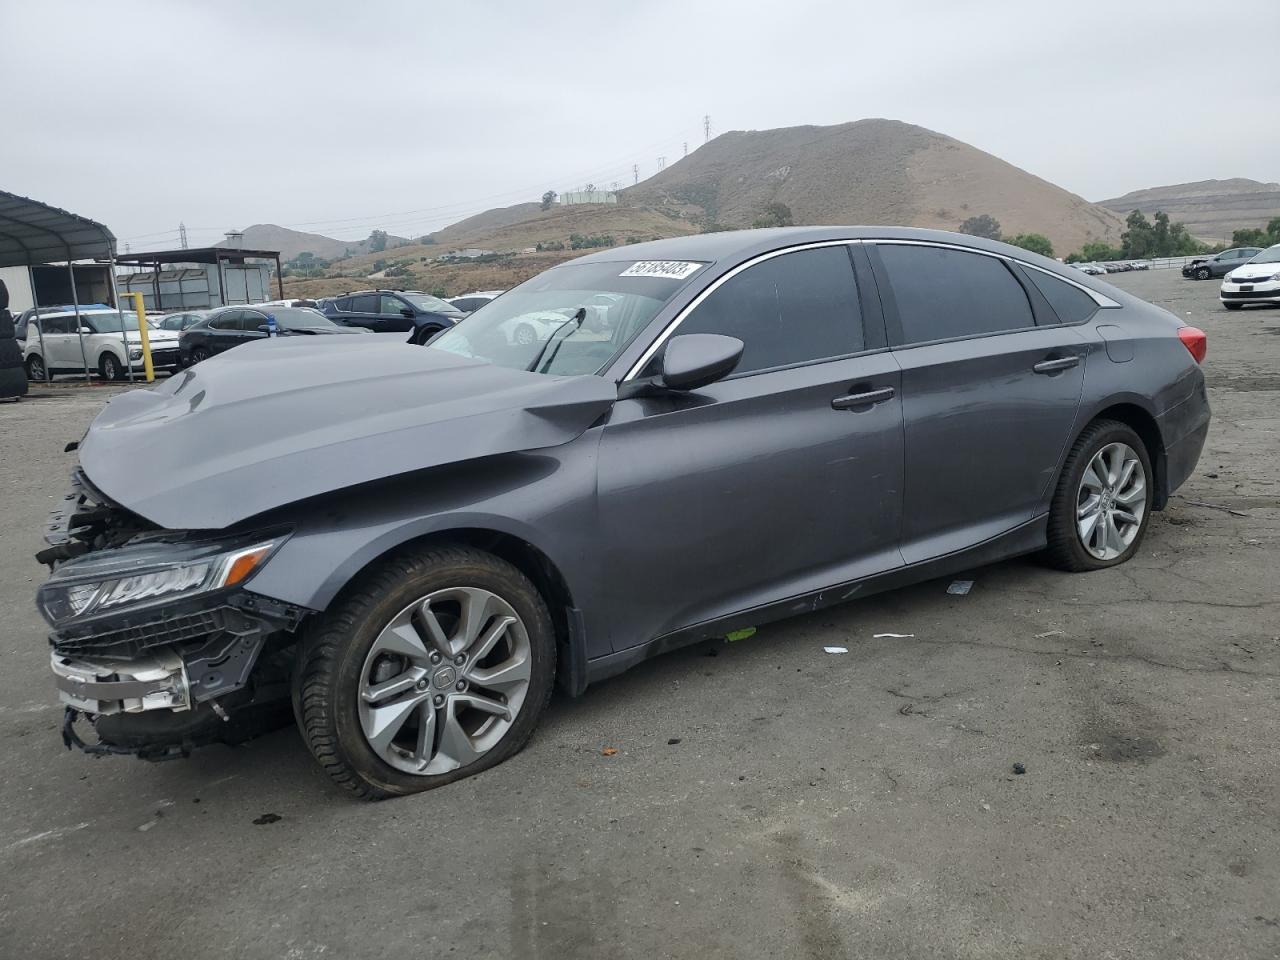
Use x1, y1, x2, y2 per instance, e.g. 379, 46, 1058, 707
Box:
84, 312, 141, 333
401, 292, 461, 313
430, 260, 705, 376
1247, 245, 1280, 264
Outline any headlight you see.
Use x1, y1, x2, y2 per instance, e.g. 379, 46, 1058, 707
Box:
37, 535, 285, 627
129, 348, 143, 360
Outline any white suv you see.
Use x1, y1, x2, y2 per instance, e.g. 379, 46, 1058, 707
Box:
21, 307, 182, 381
1220, 244, 1280, 311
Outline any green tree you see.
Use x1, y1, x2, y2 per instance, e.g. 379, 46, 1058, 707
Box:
1002, 233, 1054, 258
752, 201, 794, 229
1066, 241, 1124, 263
541, 190, 558, 211
368, 229, 388, 253
959, 214, 1002, 240
429, 286, 448, 298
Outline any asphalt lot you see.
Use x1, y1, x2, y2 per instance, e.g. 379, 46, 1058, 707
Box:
1, 269, 1277, 960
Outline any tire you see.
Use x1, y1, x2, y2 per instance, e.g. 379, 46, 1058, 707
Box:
99, 352, 125, 381
514, 323, 536, 347
24, 354, 46, 381
1224, 302, 1243, 311
412, 325, 441, 346
294, 544, 556, 800
1195, 267, 1211, 281
189, 345, 211, 364
1044, 419, 1153, 572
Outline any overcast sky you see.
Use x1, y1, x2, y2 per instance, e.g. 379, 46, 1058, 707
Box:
3, 0, 1275, 249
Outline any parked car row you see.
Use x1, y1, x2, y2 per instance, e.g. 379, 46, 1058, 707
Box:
1070, 260, 1150, 276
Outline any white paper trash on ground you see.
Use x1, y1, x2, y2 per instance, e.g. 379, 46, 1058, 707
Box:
823, 646, 849, 654
873, 633, 914, 639
947, 580, 974, 595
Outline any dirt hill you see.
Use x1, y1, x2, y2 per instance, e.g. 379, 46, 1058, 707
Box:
622, 118, 1123, 255
1099, 179, 1280, 243
217, 224, 411, 261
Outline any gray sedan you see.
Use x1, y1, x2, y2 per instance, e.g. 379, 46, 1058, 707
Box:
36, 227, 1210, 798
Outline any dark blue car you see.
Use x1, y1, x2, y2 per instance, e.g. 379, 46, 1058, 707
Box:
320, 289, 464, 343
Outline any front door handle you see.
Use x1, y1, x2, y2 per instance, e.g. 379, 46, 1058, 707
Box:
831, 386, 895, 410
1033, 356, 1081, 375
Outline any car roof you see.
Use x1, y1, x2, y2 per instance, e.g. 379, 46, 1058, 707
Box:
565, 226, 1059, 270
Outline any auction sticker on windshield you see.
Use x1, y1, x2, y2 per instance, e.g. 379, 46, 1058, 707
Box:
619, 261, 704, 280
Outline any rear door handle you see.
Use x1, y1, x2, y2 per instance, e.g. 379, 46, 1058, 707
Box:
1033, 356, 1081, 375
831, 386, 895, 410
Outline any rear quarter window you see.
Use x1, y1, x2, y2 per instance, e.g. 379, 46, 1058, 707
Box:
1023, 268, 1099, 325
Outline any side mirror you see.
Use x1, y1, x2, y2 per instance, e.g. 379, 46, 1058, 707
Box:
79, 326, 93, 334
400, 308, 415, 318
657, 334, 743, 391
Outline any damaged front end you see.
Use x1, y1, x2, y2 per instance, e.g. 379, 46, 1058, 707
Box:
39, 471, 307, 760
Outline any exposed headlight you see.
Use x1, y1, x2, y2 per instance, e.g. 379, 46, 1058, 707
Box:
37, 535, 285, 627
129, 348, 143, 360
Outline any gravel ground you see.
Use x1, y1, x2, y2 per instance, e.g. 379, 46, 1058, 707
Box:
1, 270, 1277, 960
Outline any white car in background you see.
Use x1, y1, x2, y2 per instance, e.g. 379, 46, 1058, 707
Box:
496, 309, 574, 346
447, 290, 505, 314
1220, 244, 1280, 311
22, 307, 182, 381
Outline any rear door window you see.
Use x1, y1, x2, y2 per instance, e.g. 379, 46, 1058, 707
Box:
350, 294, 377, 313
672, 246, 864, 375
1022, 268, 1098, 325
876, 244, 1035, 345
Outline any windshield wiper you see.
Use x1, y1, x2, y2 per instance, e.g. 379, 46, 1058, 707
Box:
525, 308, 586, 373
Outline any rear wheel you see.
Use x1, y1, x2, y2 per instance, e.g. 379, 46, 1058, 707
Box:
294, 545, 556, 799
99, 352, 124, 381
25, 354, 45, 381
1223, 302, 1243, 311
1044, 420, 1153, 572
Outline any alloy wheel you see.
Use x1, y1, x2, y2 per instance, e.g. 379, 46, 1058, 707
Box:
1076, 441, 1146, 560
102, 355, 120, 380
515, 324, 535, 346
357, 586, 532, 776
26, 356, 45, 381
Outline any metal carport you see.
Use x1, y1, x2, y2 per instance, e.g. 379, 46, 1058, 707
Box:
0, 189, 122, 383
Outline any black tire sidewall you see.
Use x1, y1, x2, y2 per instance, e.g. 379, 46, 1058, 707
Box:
308, 549, 556, 797
1050, 421, 1154, 571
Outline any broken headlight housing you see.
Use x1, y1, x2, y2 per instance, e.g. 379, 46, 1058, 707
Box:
37, 534, 286, 628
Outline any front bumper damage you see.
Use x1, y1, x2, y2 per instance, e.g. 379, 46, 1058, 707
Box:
41, 470, 308, 760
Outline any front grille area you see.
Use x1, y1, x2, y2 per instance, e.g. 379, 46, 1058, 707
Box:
1222, 289, 1280, 300
53, 608, 231, 659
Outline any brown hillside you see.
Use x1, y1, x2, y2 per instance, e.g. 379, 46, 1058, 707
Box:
1100, 179, 1280, 243
622, 119, 1124, 255
216, 224, 410, 261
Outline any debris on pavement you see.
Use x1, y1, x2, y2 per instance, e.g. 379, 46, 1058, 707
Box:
1035, 630, 1065, 639
725, 627, 756, 642
874, 632, 914, 639
1179, 497, 1248, 518
1013, 763, 1027, 775
947, 580, 974, 595
252, 813, 282, 825
601, 747, 618, 756
667, 738, 682, 745
823, 645, 849, 654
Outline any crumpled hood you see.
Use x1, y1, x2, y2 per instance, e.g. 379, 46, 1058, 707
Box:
78, 335, 616, 529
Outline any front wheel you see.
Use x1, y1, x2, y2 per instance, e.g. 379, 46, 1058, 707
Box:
25, 354, 45, 381
1044, 420, 1153, 572
514, 323, 536, 346
1195, 267, 1211, 281
189, 345, 211, 364
294, 545, 556, 799
99, 352, 125, 381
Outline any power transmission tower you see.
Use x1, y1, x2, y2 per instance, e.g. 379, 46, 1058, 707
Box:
178, 222, 188, 249
657, 156, 666, 171
683, 141, 688, 157
633, 164, 639, 185
704, 114, 711, 143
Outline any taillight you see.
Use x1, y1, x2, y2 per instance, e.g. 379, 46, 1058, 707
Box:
1178, 326, 1207, 364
